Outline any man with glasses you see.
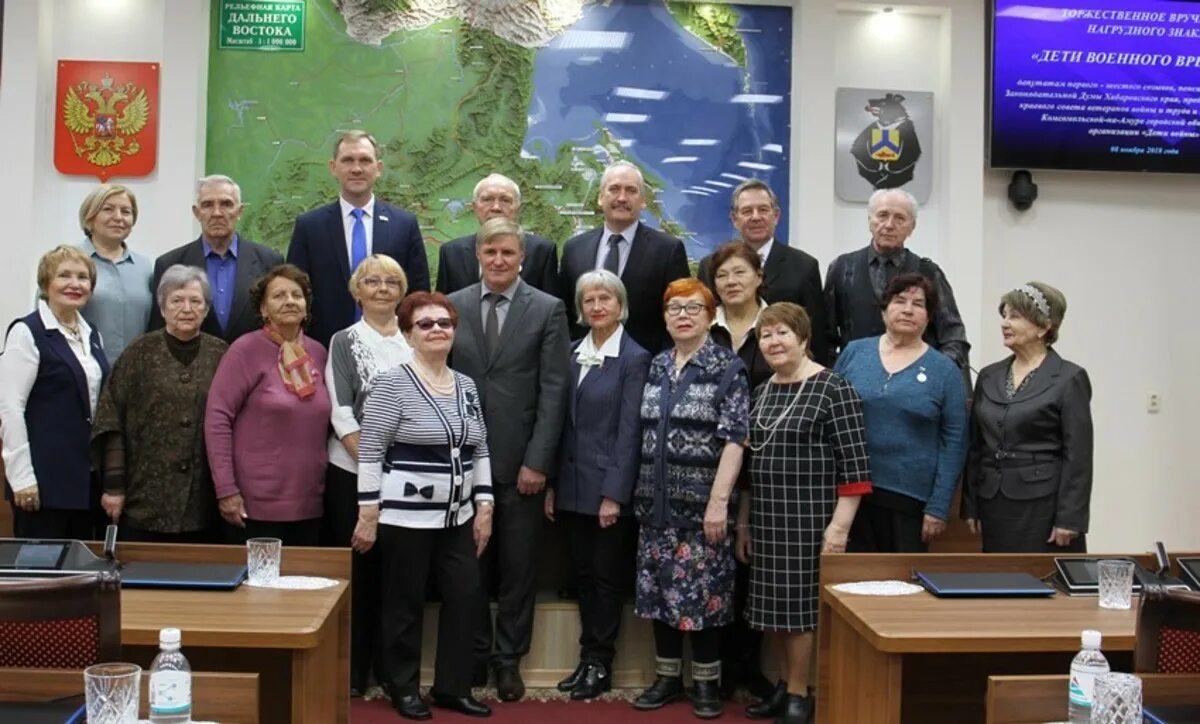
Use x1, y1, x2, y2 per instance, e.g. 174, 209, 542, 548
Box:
446, 216, 570, 702
559, 161, 690, 352
149, 174, 283, 343
436, 173, 559, 295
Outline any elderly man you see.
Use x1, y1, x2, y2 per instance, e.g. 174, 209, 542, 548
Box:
698, 178, 830, 365
150, 175, 283, 343
287, 130, 430, 345
824, 188, 970, 368
447, 217, 570, 703
436, 173, 558, 295
559, 161, 690, 353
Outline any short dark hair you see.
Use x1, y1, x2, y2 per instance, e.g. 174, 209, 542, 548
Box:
998, 281, 1067, 345
709, 240, 766, 303
880, 272, 939, 317
730, 178, 779, 213
756, 302, 812, 346
398, 291, 459, 333
251, 264, 314, 327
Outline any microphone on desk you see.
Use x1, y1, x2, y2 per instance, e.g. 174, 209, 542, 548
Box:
103, 523, 123, 570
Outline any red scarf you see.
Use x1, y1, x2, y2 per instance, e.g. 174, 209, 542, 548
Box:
262, 325, 317, 400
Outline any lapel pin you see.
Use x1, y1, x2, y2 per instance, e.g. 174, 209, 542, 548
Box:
379, 214, 389, 222
916, 367, 927, 383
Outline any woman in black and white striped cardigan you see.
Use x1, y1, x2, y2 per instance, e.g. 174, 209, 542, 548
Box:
354, 291, 495, 720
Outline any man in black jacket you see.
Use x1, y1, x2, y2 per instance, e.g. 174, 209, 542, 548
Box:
149, 175, 283, 343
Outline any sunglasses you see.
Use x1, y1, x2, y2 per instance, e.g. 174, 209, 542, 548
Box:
414, 318, 454, 331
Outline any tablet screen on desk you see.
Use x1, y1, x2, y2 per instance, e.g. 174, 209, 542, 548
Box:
1055, 557, 1142, 592
1179, 558, 1200, 591
0, 542, 68, 570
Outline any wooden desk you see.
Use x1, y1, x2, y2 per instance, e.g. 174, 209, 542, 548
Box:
986, 673, 1200, 723
816, 553, 1198, 724
88, 543, 350, 724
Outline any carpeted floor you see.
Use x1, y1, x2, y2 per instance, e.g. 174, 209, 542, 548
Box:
350, 689, 748, 723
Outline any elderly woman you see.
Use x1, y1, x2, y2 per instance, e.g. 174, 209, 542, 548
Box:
325, 254, 412, 697
76, 184, 153, 361
963, 282, 1092, 553
91, 266, 229, 543
204, 264, 331, 546
354, 292, 494, 720
736, 303, 872, 723
834, 273, 967, 553
706, 240, 773, 700
631, 278, 749, 720
545, 269, 650, 701
709, 240, 772, 389
1, 245, 109, 538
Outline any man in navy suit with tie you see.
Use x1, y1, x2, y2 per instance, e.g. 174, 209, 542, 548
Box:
286, 130, 430, 346
559, 161, 690, 353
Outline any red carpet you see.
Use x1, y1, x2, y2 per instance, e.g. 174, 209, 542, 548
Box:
351, 695, 746, 723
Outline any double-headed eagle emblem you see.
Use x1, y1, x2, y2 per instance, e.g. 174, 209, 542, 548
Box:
62, 72, 150, 168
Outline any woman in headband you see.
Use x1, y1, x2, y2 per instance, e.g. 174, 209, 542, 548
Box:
962, 282, 1093, 552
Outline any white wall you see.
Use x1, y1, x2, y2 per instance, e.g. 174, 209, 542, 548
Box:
2, 0, 1195, 552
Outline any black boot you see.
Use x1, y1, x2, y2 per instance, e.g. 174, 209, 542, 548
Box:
691, 661, 723, 719
746, 680, 787, 719
633, 676, 685, 710
570, 661, 612, 700
557, 661, 587, 692
775, 693, 813, 724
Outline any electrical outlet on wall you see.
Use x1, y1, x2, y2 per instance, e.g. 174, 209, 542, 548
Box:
1147, 393, 1162, 414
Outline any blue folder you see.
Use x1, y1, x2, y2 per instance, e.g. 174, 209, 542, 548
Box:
1144, 704, 1200, 723
119, 561, 247, 590
915, 571, 1055, 598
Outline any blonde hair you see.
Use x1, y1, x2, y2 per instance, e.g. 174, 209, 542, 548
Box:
348, 254, 409, 301
79, 184, 138, 238
476, 216, 524, 250
37, 245, 97, 300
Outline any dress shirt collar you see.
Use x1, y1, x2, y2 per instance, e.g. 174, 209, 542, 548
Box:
202, 234, 240, 259
711, 299, 768, 332
339, 195, 376, 220
81, 237, 132, 264
481, 276, 521, 302
577, 324, 623, 362
602, 221, 639, 244
353, 316, 404, 344
37, 299, 92, 337
869, 242, 907, 267
755, 238, 774, 265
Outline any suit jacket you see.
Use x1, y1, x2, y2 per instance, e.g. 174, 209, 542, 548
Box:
436, 232, 559, 295
447, 280, 570, 485
559, 224, 690, 354
962, 349, 1093, 532
824, 245, 970, 368
699, 241, 830, 365
554, 331, 651, 515
148, 236, 283, 343
286, 200, 430, 346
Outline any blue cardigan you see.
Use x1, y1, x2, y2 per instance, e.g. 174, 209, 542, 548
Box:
834, 337, 967, 520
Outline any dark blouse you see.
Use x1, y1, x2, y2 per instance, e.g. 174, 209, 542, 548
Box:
709, 323, 772, 391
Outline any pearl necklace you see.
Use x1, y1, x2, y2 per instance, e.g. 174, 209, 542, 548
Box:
748, 360, 815, 452
411, 359, 455, 395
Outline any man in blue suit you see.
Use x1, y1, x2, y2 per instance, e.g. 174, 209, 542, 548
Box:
286, 130, 430, 346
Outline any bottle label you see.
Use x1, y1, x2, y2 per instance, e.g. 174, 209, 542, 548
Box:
1068, 670, 1095, 707
150, 670, 192, 714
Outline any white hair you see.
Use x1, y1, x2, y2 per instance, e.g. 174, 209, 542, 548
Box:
473, 173, 522, 205
867, 188, 918, 221
196, 174, 242, 206
574, 269, 629, 326
599, 161, 646, 194
156, 264, 211, 309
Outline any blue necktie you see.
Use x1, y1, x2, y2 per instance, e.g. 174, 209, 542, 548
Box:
350, 208, 367, 320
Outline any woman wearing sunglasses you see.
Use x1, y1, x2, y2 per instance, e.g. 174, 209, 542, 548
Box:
324, 254, 412, 697
354, 291, 495, 720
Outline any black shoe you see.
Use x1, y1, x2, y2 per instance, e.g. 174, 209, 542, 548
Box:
391, 693, 432, 721
431, 692, 492, 717
633, 676, 685, 711
350, 686, 364, 699
495, 665, 525, 702
557, 661, 587, 692
692, 680, 724, 719
570, 661, 612, 700
746, 681, 787, 719
776, 693, 813, 724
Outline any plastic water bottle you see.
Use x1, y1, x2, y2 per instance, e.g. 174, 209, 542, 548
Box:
1067, 629, 1109, 723
149, 627, 192, 723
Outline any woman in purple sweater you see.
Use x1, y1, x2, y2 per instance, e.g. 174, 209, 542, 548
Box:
205, 264, 331, 545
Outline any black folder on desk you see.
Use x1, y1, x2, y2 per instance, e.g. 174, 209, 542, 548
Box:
0, 695, 85, 723
119, 561, 247, 590
915, 571, 1055, 598
1144, 704, 1200, 723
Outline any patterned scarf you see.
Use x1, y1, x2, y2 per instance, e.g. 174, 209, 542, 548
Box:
262, 324, 317, 400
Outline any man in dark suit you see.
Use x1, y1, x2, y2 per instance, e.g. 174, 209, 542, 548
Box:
698, 179, 831, 365
436, 173, 558, 295
286, 130, 430, 346
148, 175, 283, 343
559, 161, 690, 353
824, 188, 970, 368
447, 217, 570, 702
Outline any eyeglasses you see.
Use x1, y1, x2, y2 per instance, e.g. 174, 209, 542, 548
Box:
414, 318, 454, 331
666, 302, 706, 317
361, 276, 403, 289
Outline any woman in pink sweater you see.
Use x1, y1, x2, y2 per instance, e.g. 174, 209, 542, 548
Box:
205, 264, 331, 545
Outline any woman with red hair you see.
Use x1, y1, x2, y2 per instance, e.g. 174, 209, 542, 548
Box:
631, 278, 750, 720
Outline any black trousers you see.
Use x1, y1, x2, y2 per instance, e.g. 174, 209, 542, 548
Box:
474, 483, 544, 668
379, 522, 479, 697
225, 517, 322, 547
653, 619, 722, 662
847, 490, 928, 553
11, 505, 96, 540
562, 511, 633, 666
323, 465, 384, 690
